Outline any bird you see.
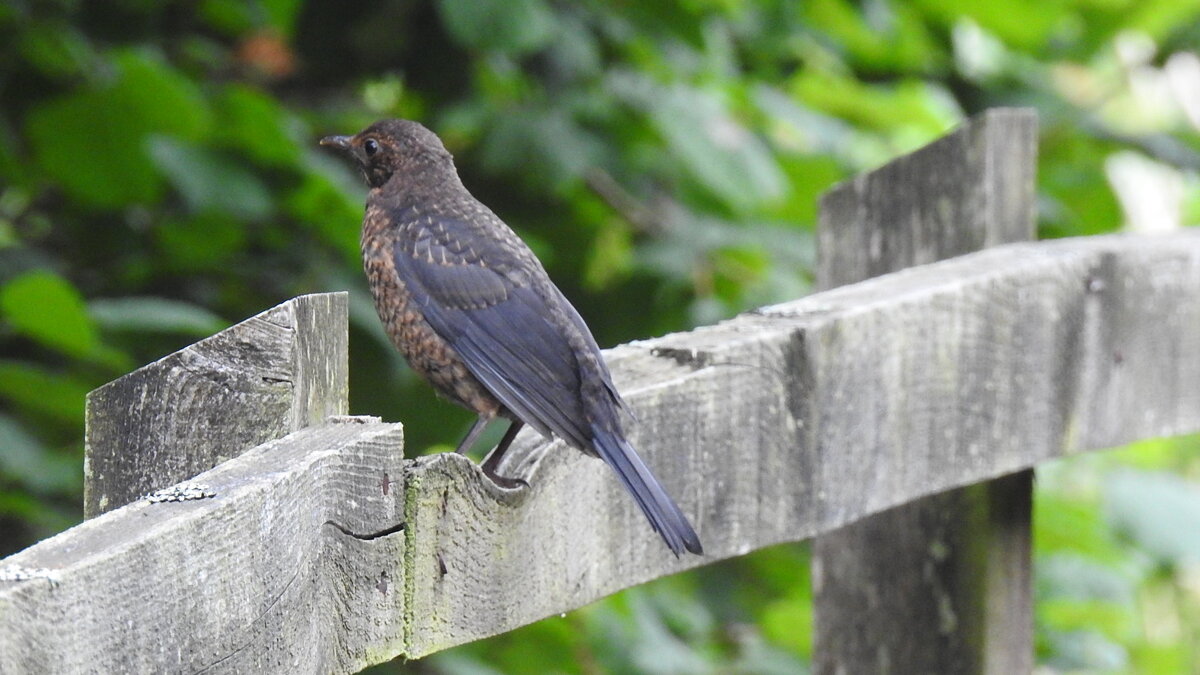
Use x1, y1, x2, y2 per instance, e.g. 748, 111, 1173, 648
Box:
320, 119, 702, 556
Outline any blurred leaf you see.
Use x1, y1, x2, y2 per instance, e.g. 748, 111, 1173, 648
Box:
213, 84, 302, 167
155, 212, 249, 271
0, 270, 97, 358
1106, 469, 1200, 566
803, 0, 942, 73
916, 0, 1069, 51
477, 108, 602, 188
0, 414, 79, 495
422, 652, 507, 675
1034, 489, 1125, 563
588, 589, 712, 675
261, 0, 304, 37
1127, 0, 1200, 41
646, 84, 786, 213
285, 155, 363, 261
1129, 640, 1189, 675
148, 136, 273, 220
198, 0, 256, 36
1037, 553, 1137, 604
89, 297, 228, 336
437, 0, 556, 55
18, 20, 95, 78
761, 595, 813, 659
0, 360, 89, 423
26, 49, 212, 208
1042, 629, 1129, 672
583, 220, 633, 290
789, 70, 960, 151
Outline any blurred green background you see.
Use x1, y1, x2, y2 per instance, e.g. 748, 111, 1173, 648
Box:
1, 0, 1199, 672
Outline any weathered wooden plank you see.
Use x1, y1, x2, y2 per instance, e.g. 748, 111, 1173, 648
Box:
404, 232, 1200, 656
84, 292, 349, 517
817, 108, 1037, 288
813, 107, 1037, 674
1, 419, 405, 674
4, 233, 1198, 669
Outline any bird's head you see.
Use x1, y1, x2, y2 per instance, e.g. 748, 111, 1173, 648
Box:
320, 119, 454, 189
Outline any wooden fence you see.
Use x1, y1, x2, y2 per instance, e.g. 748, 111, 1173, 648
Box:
2, 108, 1199, 674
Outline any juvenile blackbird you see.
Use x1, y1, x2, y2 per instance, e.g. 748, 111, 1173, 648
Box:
321, 119, 702, 556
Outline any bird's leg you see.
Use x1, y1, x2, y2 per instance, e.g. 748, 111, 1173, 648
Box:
455, 416, 491, 455
481, 420, 528, 489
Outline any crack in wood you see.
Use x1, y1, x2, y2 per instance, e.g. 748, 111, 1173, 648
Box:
194, 566, 303, 674
323, 520, 406, 541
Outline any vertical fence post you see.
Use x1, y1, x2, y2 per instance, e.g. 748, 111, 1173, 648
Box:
83, 292, 348, 518
812, 109, 1038, 673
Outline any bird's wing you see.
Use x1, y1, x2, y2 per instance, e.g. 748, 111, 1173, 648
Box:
392, 222, 592, 449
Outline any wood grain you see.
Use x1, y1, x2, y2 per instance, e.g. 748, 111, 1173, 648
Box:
84, 292, 348, 518
813, 107, 1037, 675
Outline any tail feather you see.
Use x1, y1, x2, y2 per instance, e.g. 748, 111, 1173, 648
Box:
590, 425, 703, 556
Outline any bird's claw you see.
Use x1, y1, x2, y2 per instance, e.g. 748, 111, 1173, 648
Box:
483, 468, 528, 490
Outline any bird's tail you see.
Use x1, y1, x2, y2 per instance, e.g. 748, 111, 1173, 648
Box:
590, 425, 703, 556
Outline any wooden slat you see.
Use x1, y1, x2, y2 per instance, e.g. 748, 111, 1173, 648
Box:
4, 419, 405, 674
813, 107, 1037, 675
422, 232, 1200, 656
84, 292, 349, 517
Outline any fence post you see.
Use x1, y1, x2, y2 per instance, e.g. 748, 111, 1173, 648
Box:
83, 292, 348, 517
812, 108, 1038, 673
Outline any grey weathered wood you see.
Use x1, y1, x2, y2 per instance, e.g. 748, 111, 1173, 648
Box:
3, 419, 406, 674
425, 231, 1200, 657
813, 108, 1037, 674
3, 232, 1199, 671
817, 108, 1037, 288
84, 292, 349, 517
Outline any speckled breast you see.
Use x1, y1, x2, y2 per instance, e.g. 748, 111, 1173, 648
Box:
360, 214, 503, 418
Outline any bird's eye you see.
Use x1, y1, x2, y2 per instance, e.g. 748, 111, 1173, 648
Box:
364, 139, 379, 157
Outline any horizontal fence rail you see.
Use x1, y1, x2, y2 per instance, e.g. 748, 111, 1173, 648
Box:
2, 231, 1199, 672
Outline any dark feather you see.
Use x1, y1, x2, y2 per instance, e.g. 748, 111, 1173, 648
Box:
591, 425, 703, 556
393, 224, 702, 556
392, 234, 591, 449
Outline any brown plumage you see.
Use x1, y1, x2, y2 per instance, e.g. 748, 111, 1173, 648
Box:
321, 119, 702, 556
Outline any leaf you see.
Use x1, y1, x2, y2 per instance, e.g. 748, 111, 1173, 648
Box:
155, 212, 249, 271
643, 83, 787, 213
1042, 629, 1129, 672
0, 270, 97, 358
261, 0, 304, 36
477, 108, 602, 188
25, 49, 212, 208
803, 0, 943, 72
916, 0, 1069, 51
18, 20, 95, 78
436, 0, 556, 55
1036, 553, 1136, 604
147, 136, 273, 220
1034, 489, 1125, 563
285, 152, 364, 261
0, 360, 89, 423
213, 84, 302, 167
0, 414, 79, 495
198, 0, 256, 36
1105, 469, 1200, 567
89, 297, 228, 336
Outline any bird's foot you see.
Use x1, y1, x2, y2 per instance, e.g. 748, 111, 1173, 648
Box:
483, 465, 529, 490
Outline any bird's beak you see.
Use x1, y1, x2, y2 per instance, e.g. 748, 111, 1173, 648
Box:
319, 135, 353, 152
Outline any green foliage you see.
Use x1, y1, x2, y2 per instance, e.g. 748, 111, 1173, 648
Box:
2, 270, 97, 359
1, 0, 1199, 672
26, 50, 212, 208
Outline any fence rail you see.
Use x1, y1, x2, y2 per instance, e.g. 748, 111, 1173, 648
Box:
2, 110, 1199, 673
